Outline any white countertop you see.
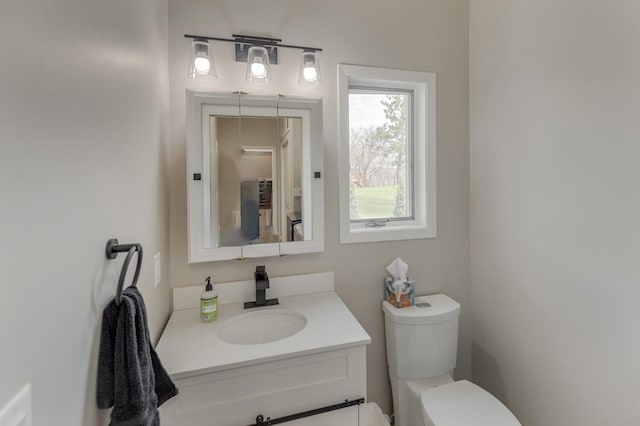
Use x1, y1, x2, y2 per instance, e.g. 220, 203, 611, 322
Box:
156, 291, 371, 379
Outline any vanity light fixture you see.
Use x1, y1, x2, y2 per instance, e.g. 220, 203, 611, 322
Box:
184, 33, 322, 86
188, 39, 217, 79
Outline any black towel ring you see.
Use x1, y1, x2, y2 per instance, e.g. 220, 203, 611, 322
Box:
105, 238, 143, 306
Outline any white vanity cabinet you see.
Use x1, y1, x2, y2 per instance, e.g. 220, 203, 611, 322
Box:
156, 272, 371, 426
160, 346, 366, 425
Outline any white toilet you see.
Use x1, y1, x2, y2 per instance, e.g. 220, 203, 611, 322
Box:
383, 294, 521, 426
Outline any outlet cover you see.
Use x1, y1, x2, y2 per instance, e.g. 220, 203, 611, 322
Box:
0, 384, 32, 426
154, 253, 161, 288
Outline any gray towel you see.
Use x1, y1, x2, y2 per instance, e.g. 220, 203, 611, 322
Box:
97, 287, 178, 425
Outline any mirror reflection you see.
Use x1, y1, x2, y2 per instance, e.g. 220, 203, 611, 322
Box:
207, 114, 304, 248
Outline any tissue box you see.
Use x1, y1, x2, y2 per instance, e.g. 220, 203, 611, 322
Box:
384, 275, 415, 308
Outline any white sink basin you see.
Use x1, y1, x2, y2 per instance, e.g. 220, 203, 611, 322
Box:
217, 309, 307, 345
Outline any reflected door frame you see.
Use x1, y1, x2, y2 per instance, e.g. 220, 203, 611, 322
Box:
279, 118, 294, 240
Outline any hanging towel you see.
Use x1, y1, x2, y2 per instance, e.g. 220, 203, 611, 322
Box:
97, 287, 178, 425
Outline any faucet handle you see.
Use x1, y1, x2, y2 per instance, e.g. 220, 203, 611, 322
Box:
255, 265, 267, 280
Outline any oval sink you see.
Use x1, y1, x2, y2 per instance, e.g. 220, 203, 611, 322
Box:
217, 309, 307, 345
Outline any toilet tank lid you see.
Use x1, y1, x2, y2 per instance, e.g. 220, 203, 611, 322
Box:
421, 380, 521, 426
382, 294, 460, 325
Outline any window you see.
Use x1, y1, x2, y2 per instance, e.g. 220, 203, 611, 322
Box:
338, 64, 436, 243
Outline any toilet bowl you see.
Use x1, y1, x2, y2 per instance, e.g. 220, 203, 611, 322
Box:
421, 380, 519, 426
383, 294, 521, 426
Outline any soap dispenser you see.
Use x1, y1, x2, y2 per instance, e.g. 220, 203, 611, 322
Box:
200, 276, 218, 322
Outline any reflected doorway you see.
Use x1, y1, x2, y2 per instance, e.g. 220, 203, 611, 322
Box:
240, 146, 279, 244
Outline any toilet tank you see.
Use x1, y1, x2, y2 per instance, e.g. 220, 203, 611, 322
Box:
383, 294, 460, 380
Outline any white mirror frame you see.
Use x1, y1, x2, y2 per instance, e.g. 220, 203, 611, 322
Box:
186, 90, 324, 263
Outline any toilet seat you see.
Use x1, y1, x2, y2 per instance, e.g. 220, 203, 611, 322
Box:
420, 380, 521, 426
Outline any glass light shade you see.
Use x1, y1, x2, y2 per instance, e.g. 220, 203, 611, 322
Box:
298, 51, 322, 87
245, 46, 272, 83
188, 40, 217, 79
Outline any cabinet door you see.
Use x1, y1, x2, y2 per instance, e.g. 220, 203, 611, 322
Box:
159, 346, 366, 426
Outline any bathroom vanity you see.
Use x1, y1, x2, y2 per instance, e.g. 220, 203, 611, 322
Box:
156, 272, 371, 425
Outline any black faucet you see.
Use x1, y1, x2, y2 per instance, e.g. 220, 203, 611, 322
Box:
244, 265, 279, 309
254, 265, 269, 306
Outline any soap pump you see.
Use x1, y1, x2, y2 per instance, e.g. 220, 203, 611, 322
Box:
200, 276, 218, 322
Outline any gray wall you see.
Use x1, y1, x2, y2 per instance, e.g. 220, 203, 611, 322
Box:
0, 0, 171, 424
169, 0, 470, 413
217, 117, 242, 230
470, 1, 640, 424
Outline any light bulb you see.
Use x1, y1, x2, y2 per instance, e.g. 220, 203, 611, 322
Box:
303, 65, 317, 81
188, 40, 216, 79
245, 46, 271, 83
194, 56, 210, 74
298, 51, 322, 87
251, 62, 266, 77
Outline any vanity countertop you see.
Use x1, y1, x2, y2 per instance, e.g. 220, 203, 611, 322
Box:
156, 291, 371, 379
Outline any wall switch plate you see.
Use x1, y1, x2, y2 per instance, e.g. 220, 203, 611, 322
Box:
0, 384, 32, 426
154, 253, 161, 288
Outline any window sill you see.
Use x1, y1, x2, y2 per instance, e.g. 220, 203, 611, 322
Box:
340, 224, 436, 244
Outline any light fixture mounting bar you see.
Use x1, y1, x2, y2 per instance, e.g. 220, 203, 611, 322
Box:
233, 34, 280, 64
184, 33, 323, 53
184, 34, 237, 43
232, 34, 282, 45
232, 34, 322, 52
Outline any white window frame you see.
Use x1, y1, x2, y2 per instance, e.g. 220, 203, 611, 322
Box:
338, 64, 436, 244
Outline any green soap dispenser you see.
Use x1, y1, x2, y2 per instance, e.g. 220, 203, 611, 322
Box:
200, 276, 218, 322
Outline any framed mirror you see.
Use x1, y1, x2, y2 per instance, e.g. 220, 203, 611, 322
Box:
187, 91, 324, 262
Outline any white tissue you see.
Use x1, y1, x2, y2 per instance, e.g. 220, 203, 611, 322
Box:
386, 257, 409, 303
386, 257, 408, 282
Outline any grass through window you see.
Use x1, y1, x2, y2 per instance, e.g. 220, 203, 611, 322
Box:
352, 185, 399, 219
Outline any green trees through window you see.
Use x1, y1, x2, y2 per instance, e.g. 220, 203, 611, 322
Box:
348, 91, 411, 221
